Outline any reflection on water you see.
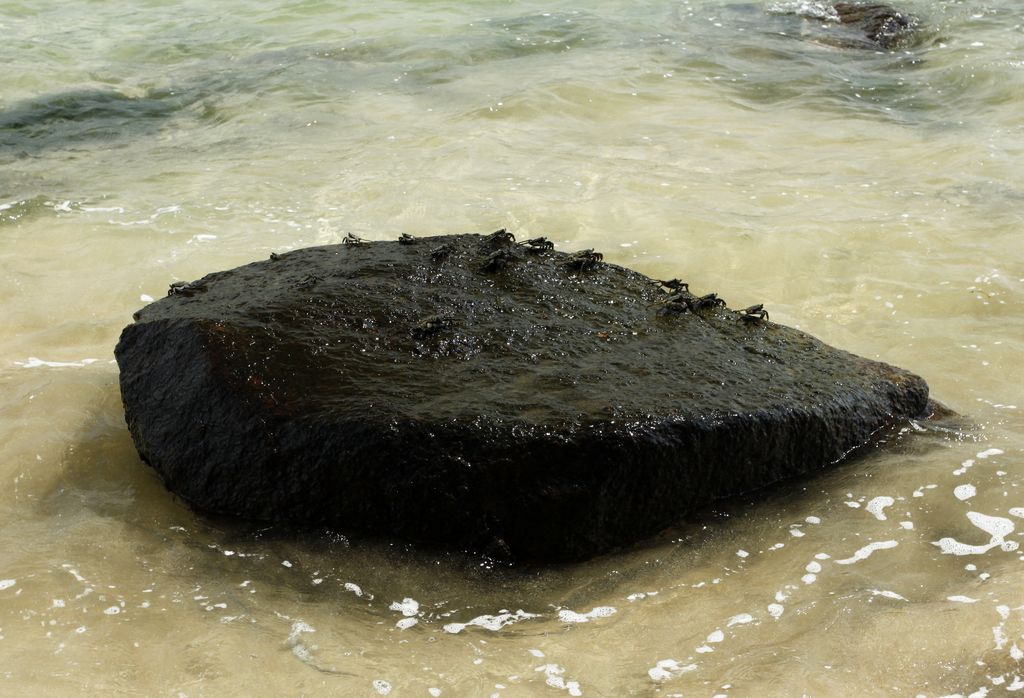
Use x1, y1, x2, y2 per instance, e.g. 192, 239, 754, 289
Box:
2, 0, 1023, 695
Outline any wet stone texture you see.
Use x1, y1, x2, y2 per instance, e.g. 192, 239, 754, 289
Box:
833, 2, 919, 50
115, 231, 930, 562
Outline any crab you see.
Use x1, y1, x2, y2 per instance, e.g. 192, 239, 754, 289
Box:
692, 293, 726, 311
430, 243, 455, 261
398, 233, 416, 245
739, 304, 769, 324
343, 233, 365, 246
517, 236, 554, 252
659, 278, 689, 293
565, 249, 603, 271
167, 280, 197, 297
486, 229, 516, 246
658, 293, 693, 316
269, 252, 282, 261
658, 291, 725, 316
481, 248, 517, 272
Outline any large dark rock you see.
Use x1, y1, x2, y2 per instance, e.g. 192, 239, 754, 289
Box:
115, 231, 929, 561
774, 2, 921, 51
833, 2, 919, 50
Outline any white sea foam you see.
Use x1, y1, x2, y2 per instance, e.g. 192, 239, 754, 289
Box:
866, 496, 895, 520
648, 659, 697, 682
934, 512, 1017, 556
389, 597, 419, 617
955, 485, 977, 501
835, 540, 898, 565
442, 609, 539, 634
767, 1, 840, 22
535, 664, 582, 696
15, 357, 99, 369
728, 613, 755, 627
955, 459, 975, 476
557, 606, 616, 624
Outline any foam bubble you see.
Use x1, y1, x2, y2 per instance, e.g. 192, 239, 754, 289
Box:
954, 485, 977, 501
15, 357, 99, 369
443, 609, 539, 634
835, 540, 898, 565
933, 511, 1016, 556
389, 598, 419, 617
536, 664, 582, 696
866, 496, 895, 521
557, 606, 616, 624
727, 613, 754, 627
648, 659, 697, 682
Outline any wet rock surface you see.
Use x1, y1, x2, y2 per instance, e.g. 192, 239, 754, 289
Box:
833, 2, 919, 50
115, 231, 930, 561
766, 1, 922, 51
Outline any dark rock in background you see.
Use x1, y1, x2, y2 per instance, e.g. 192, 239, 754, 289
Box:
115, 231, 929, 561
767, 1, 922, 51
833, 3, 919, 50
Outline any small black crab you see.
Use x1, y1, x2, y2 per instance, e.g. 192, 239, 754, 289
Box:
659, 292, 726, 316
343, 233, 365, 246
398, 233, 417, 245
517, 236, 554, 252
485, 228, 516, 246
565, 249, 603, 271
659, 278, 689, 293
430, 243, 455, 261
692, 292, 726, 311
481, 248, 517, 272
739, 304, 769, 324
167, 280, 201, 297
269, 252, 282, 261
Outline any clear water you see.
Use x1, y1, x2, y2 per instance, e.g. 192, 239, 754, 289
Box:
2, 0, 1023, 695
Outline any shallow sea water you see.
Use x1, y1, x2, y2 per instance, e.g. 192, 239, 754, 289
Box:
2, 0, 1023, 695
